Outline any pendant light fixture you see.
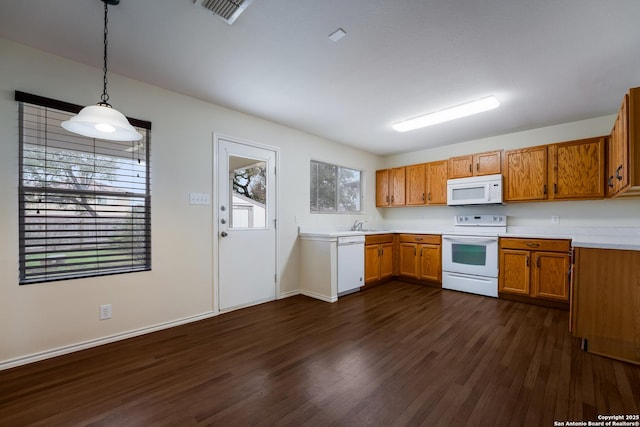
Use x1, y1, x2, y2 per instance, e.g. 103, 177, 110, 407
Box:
62, 0, 142, 141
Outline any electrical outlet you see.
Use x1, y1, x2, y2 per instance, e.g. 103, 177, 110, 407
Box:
100, 304, 112, 320
551, 216, 560, 224
189, 192, 210, 205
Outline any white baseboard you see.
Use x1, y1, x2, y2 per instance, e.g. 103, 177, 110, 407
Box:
300, 289, 337, 303
0, 311, 216, 371
278, 289, 300, 299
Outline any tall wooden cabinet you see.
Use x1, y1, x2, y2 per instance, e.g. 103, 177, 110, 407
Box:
448, 150, 502, 179
499, 238, 571, 306
398, 234, 441, 282
571, 247, 640, 365
607, 87, 640, 198
364, 234, 394, 285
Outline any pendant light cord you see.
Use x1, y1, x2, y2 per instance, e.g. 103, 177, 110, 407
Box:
100, 0, 111, 107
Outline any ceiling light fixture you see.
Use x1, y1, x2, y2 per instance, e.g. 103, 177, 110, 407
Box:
328, 28, 347, 42
392, 96, 500, 132
62, 0, 142, 141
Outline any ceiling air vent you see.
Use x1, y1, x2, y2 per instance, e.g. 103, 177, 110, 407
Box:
195, 0, 254, 25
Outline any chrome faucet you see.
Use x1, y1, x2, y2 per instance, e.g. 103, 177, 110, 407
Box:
351, 219, 367, 231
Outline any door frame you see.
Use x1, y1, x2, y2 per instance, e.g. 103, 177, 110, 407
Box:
212, 133, 280, 314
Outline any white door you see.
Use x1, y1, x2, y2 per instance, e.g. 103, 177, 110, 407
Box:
217, 138, 277, 311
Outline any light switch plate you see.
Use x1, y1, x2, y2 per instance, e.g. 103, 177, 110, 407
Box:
190, 192, 210, 205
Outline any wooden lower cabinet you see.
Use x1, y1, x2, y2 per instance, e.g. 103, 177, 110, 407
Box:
571, 247, 640, 365
364, 234, 394, 285
499, 238, 571, 306
398, 234, 441, 283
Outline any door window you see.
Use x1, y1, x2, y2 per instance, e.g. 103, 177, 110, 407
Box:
229, 156, 267, 229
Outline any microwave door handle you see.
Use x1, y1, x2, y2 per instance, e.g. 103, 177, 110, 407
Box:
443, 236, 497, 245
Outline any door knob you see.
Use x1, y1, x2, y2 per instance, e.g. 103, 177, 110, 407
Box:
220, 231, 228, 237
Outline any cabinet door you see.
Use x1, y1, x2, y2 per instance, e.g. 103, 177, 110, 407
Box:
364, 244, 381, 284
503, 146, 548, 201
610, 95, 629, 196
398, 243, 418, 278
426, 160, 448, 205
380, 243, 394, 279
390, 167, 406, 206
499, 249, 530, 295
473, 150, 502, 176
448, 155, 473, 179
532, 251, 569, 301
551, 137, 605, 200
406, 164, 426, 206
419, 244, 441, 282
376, 169, 390, 207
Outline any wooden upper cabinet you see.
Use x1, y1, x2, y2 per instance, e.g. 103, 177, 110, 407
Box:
607, 87, 640, 198
376, 167, 406, 207
405, 161, 448, 206
448, 156, 473, 178
426, 160, 448, 205
503, 146, 548, 201
474, 150, 502, 176
375, 169, 390, 207
448, 150, 502, 179
390, 167, 406, 206
406, 164, 426, 205
549, 137, 605, 200
608, 97, 627, 196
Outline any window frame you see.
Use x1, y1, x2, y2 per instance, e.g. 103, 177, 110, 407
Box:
16, 91, 152, 285
310, 159, 363, 214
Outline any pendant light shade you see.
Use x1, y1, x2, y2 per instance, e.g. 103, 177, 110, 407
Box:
62, 104, 142, 141
61, 0, 142, 142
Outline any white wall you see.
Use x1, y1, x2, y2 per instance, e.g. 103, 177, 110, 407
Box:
380, 116, 640, 229
0, 38, 382, 366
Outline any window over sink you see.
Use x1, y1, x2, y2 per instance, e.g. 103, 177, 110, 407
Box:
310, 160, 362, 213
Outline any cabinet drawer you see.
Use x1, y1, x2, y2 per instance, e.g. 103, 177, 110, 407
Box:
365, 234, 394, 245
499, 238, 570, 252
398, 234, 441, 244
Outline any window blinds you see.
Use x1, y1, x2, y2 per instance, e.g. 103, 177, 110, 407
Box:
16, 91, 152, 284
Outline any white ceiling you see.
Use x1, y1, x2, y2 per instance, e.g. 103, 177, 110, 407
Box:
1, 0, 640, 156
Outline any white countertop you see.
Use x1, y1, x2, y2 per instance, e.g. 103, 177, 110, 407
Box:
298, 226, 640, 251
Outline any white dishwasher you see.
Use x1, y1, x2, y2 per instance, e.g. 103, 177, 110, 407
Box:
337, 235, 365, 296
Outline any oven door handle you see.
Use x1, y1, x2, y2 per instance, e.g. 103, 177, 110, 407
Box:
442, 236, 497, 245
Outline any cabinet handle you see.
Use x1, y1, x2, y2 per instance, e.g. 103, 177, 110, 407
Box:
543, 184, 547, 195
420, 247, 423, 256
379, 248, 383, 256
526, 242, 540, 248
415, 237, 423, 241
536, 256, 540, 268
476, 163, 480, 172
469, 164, 472, 173
427, 192, 431, 201
422, 193, 425, 201
553, 183, 557, 194
608, 177, 614, 188
526, 256, 529, 267
616, 165, 623, 181
414, 247, 416, 256
386, 195, 389, 203
391, 195, 394, 203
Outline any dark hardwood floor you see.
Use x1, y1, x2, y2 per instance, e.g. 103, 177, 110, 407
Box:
1, 281, 639, 426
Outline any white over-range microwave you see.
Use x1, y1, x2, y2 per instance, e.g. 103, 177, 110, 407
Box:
447, 174, 503, 206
